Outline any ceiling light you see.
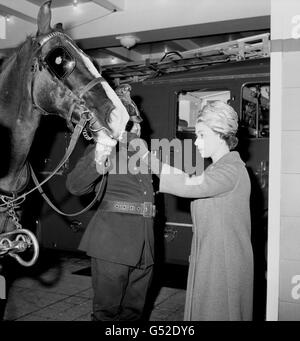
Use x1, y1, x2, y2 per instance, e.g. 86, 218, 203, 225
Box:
5, 15, 10, 22
116, 35, 140, 49
73, 0, 78, 8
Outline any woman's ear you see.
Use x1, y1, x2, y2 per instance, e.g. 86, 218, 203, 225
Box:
217, 133, 226, 145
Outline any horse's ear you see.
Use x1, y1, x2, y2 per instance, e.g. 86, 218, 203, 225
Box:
37, 0, 52, 36
54, 23, 64, 32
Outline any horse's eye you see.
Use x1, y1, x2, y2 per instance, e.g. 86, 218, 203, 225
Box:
45, 46, 76, 79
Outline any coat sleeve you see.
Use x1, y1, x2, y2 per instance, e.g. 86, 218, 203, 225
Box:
65, 144, 110, 196
159, 162, 239, 198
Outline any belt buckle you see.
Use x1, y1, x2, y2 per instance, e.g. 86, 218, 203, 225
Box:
143, 202, 153, 218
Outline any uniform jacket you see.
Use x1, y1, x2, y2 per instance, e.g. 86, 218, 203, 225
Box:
159, 151, 253, 321
66, 143, 155, 268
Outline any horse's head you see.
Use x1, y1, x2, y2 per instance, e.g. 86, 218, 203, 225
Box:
31, 1, 129, 141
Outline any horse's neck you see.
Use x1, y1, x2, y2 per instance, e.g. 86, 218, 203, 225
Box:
0, 52, 41, 192
13, 110, 41, 165
0, 111, 41, 193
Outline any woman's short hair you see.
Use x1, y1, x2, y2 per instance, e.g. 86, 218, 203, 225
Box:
197, 100, 239, 150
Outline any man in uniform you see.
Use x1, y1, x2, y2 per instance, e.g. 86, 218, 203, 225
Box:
66, 84, 155, 321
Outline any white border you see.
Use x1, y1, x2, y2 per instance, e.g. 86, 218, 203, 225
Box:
266, 51, 282, 321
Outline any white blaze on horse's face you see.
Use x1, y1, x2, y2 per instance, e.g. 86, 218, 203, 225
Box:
78, 52, 129, 140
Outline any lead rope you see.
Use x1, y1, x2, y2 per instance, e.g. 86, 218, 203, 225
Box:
30, 163, 107, 217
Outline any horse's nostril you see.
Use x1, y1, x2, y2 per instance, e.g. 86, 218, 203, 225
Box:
106, 115, 112, 124
109, 109, 118, 122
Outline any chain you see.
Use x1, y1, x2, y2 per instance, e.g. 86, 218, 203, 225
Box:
0, 233, 29, 255
7, 207, 22, 230
0, 237, 12, 255
0, 201, 33, 259
0, 195, 23, 230
0, 194, 26, 208
0, 198, 39, 265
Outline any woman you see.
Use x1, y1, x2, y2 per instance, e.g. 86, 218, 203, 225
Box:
95, 100, 253, 321
158, 100, 253, 321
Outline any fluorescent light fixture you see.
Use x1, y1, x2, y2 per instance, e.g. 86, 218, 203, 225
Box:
0, 15, 5, 39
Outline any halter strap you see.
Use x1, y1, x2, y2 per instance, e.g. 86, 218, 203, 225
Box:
66, 77, 107, 127
76, 77, 105, 98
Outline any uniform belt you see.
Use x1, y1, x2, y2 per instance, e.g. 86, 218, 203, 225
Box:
100, 200, 156, 218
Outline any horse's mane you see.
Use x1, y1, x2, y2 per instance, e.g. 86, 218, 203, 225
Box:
1, 36, 34, 73
0, 35, 37, 121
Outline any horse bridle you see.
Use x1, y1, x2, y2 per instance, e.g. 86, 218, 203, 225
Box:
31, 31, 115, 139
0, 31, 117, 266
1, 31, 115, 208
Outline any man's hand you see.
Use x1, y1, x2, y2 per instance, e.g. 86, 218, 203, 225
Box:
94, 129, 118, 147
94, 130, 117, 166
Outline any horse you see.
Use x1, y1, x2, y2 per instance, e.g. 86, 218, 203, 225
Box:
0, 0, 129, 267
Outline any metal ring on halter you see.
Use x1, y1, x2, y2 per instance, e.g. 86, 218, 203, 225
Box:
0, 194, 26, 209
0, 229, 39, 267
93, 126, 115, 140
81, 110, 94, 122
89, 122, 103, 133
82, 128, 94, 141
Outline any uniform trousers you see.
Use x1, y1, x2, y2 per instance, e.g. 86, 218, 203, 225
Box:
91, 257, 153, 321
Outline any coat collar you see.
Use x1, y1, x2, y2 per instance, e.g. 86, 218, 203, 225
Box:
214, 151, 244, 166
